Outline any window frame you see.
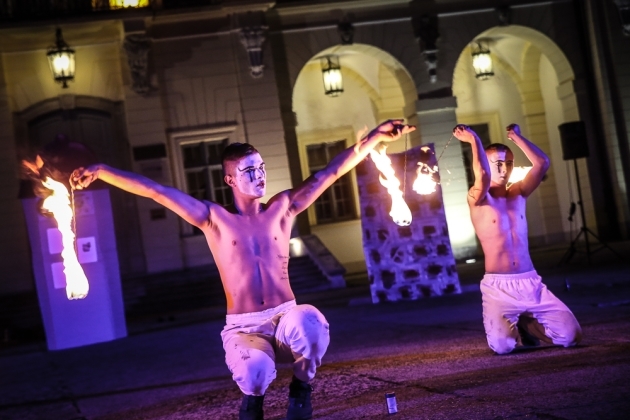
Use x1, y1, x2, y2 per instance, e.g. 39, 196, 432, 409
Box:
168, 124, 237, 236
455, 112, 502, 189
297, 127, 360, 226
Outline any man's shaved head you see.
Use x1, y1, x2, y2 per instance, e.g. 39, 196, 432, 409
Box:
221, 142, 259, 175
485, 143, 513, 155
485, 143, 514, 186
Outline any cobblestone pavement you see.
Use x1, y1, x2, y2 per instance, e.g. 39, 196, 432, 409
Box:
1, 243, 630, 420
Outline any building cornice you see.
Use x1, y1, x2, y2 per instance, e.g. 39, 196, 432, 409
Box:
150, 1, 275, 25
274, 0, 409, 17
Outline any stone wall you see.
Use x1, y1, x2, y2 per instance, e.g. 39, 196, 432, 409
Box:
357, 144, 461, 303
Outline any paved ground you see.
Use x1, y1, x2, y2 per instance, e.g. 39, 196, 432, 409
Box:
1, 241, 630, 420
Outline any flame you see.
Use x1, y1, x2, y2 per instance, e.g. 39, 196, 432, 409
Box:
369, 147, 412, 226
412, 146, 439, 195
413, 163, 439, 195
507, 166, 532, 185
41, 177, 89, 300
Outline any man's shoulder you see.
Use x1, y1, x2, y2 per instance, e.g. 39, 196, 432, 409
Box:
267, 189, 292, 206
505, 185, 530, 203
206, 201, 235, 220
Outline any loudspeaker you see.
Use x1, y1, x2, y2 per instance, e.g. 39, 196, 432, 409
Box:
559, 121, 589, 160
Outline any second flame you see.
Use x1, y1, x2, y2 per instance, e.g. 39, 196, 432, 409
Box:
369, 147, 412, 227
41, 177, 89, 300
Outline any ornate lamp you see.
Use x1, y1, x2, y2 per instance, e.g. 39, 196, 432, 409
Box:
108, 0, 149, 8
321, 55, 343, 97
471, 42, 494, 80
47, 28, 75, 89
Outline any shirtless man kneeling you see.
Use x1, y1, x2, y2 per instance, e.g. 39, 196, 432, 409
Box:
71, 119, 414, 419
453, 123, 582, 355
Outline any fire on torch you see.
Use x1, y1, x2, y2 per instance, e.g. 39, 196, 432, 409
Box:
507, 166, 532, 186
369, 144, 412, 227
41, 177, 89, 300
412, 146, 440, 195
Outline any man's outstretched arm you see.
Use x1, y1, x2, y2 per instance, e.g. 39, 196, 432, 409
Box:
71, 164, 211, 229
286, 119, 415, 216
507, 124, 550, 197
453, 125, 490, 206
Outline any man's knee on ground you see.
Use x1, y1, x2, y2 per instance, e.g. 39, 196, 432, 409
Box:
549, 312, 582, 347
487, 334, 518, 355
231, 349, 276, 396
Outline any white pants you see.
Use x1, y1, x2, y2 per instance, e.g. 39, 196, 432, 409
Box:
481, 270, 582, 355
221, 300, 330, 396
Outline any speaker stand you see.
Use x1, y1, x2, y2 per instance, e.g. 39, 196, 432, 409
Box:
559, 159, 622, 265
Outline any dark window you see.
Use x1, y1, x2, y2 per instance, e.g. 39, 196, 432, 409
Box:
306, 140, 356, 224
461, 123, 491, 189
133, 144, 167, 161
181, 139, 232, 234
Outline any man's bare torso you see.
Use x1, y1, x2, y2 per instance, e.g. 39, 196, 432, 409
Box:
469, 186, 534, 274
202, 195, 296, 315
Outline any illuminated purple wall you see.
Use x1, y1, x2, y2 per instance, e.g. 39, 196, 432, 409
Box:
21, 189, 127, 350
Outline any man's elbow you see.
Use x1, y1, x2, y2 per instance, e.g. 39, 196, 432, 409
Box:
539, 156, 551, 173
147, 183, 168, 201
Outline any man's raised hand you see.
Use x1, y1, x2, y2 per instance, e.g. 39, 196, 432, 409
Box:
70, 166, 98, 190
369, 119, 415, 143
506, 124, 521, 141
452, 124, 476, 143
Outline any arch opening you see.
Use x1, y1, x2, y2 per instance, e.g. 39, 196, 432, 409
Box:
291, 43, 419, 272
452, 25, 594, 246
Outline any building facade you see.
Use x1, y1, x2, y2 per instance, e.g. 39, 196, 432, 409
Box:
1, 0, 629, 296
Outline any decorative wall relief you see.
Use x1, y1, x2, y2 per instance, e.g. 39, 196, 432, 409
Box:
123, 34, 151, 95
413, 14, 440, 83
240, 26, 267, 78
356, 144, 461, 303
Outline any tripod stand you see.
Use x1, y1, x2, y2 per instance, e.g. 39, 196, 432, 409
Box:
559, 158, 622, 265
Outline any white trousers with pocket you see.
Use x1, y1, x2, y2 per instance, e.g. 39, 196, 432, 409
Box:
221, 300, 330, 396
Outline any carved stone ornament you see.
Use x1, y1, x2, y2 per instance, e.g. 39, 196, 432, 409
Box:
240, 26, 268, 78
123, 34, 151, 95
423, 49, 438, 84
415, 15, 440, 84
338, 20, 354, 45
613, 0, 630, 36
497, 6, 512, 26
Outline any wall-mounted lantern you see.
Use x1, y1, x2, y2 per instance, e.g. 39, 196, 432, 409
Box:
47, 28, 75, 89
321, 55, 343, 97
108, 0, 150, 9
471, 41, 494, 80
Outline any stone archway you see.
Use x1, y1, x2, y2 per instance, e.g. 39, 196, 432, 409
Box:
452, 25, 595, 245
291, 43, 419, 272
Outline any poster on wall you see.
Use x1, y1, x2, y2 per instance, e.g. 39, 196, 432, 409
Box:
356, 143, 461, 303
